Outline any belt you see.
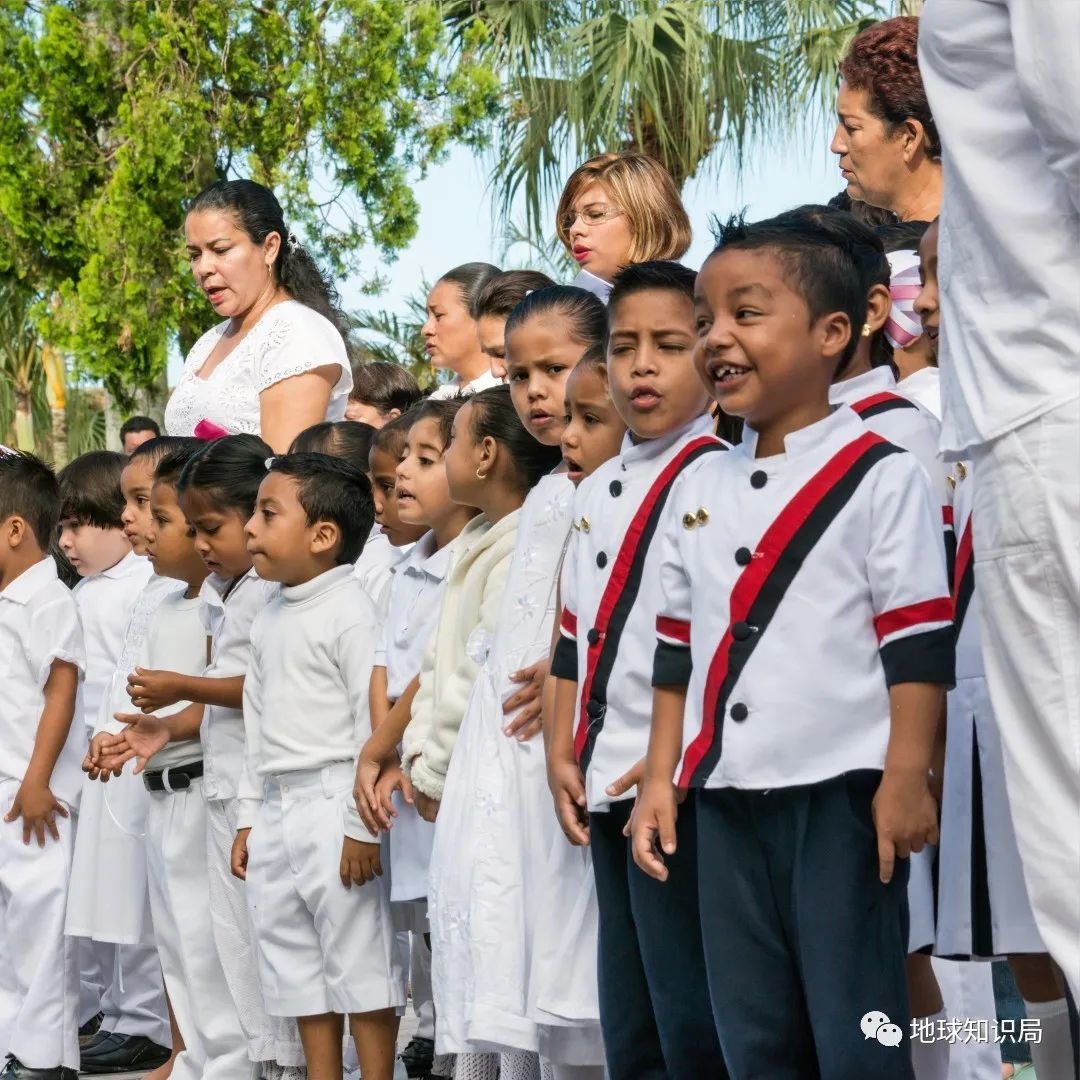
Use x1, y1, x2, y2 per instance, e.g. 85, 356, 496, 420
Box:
142, 760, 204, 793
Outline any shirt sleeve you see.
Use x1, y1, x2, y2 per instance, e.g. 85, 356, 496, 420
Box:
337, 618, 379, 844
236, 627, 265, 831
868, 454, 955, 688
252, 306, 350, 395
30, 592, 86, 688
549, 529, 579, 682
651, 489, 694, 688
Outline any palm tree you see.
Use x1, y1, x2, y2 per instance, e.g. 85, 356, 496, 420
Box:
0, 278, 47, 450
442, 0, 884, 233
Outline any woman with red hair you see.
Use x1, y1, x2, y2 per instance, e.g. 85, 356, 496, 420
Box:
832, 16, 941, 221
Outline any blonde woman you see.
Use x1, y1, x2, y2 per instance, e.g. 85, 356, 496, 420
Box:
555, 151, 691, 302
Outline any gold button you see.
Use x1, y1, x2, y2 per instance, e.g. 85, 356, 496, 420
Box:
696, 507, 709, 525
682, 512, 697, 529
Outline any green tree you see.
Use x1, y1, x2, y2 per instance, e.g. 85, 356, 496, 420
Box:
0, 277, 49, 450
0, 1, 498, 405
443, 0, 884, 232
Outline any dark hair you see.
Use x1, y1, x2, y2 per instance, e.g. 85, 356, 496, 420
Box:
154, 443, 208, 488
266, 453, 374, 565
876, 219, 930, 253
187, 179, 351, 344
402, 396, 467, 450
504, 286, 607, 357
0, 450, 59, 550
177, 434, 272, 518
465, 385, 562, 491
707, 210, 870, 368
57, 451, 126, 529
437, 263, 502, 312
370, 412, 413, 463
119, 415, 160, 440
290, 421, 376, 474
826, 190, 897, 229
577, 341, 607, 371
839, 16, 940, 161
129, 435, 202, 470
470, 270, 557, 320
348, 362, 422, 416
608, 260, 697, 314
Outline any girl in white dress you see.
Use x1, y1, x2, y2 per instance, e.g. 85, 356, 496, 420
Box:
425, 291, 608, 1080
166, 179, 352, 452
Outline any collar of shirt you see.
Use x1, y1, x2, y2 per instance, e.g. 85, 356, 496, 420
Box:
99, 550, 148, 580
200, 565, 260, 606
0, 557, 59, 606
280, 563, 355, 606
571, 268, 613, 305
829, 364, 897, 406
616, 412, 717, 472
399, 529, 454, 584
738, 405, 867, 465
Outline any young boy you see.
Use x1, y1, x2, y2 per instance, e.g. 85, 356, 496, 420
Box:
233, 453, 405, 1080
0, 450, 85, 1080
345, 361, 423, 427
547, 261, 728, 1080
101, 445, 249, 1080
56, 450, 171, 1073
631, 214, 954, 1077
471, 270, 557, 381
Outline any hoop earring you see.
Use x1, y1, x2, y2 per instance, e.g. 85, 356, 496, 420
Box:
476, 467, 488, 481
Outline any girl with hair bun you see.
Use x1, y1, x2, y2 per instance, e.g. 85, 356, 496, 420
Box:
166, 179, 353, 453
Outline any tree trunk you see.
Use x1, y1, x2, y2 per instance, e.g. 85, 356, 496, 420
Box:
13, 390, 34, 451
104, 392, 122, 451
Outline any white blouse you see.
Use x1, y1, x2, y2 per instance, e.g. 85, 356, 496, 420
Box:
164, 300, 351, 437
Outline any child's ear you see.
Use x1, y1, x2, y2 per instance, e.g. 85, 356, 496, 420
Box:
1, 514, 28, 550
478, 434, 499, 475
309, 518, 342, 559
865, 284, 892, 336
818, 311, 854, 365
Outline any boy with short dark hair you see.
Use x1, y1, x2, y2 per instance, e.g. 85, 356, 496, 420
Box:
0, 450, 85, 1080
233, 453, 404, 1080
547, 260, 728, 1079
119, 416, 160, 456
632, 214, 954, 1077
345, 362, 423, 428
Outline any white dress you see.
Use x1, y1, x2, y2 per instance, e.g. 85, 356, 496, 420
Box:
428, 473, 582, 1057
164, 300, 351, 437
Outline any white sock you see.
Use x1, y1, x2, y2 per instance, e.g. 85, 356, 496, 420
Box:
910, 1008, 951, 1080
1022, 997, 1076, 1080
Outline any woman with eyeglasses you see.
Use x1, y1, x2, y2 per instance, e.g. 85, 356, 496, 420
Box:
554, 151, 691, 302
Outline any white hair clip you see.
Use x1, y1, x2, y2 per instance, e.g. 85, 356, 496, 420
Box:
264, 456, 277, 470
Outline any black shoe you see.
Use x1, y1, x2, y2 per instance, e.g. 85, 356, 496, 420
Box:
398, 1036, 434, 1078
78, 1030, 114, 1055
79, 1034, 170, 1074
0, 1056, 77, 1080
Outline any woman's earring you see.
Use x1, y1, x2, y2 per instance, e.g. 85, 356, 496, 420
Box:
475, 467, 488, 481
861, 322, 873, 338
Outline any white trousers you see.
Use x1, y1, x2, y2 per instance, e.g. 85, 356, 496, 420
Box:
971, 397, 1080, 1001
931, 959, 1002, 1080
0, 781, 79, 1070
206, 798, 303, 1066
145, 779, 253, 1080
410, 931, 435, 1042
100, 942, 169, 1045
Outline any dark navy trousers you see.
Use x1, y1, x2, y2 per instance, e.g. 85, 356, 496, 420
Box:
697, 770, 914, 1080
590, 794, 729, 1080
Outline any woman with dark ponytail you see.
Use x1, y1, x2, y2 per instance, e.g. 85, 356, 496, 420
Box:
165, 179, 353, 452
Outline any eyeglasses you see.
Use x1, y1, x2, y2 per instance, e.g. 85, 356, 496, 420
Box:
560, 205, 624, 231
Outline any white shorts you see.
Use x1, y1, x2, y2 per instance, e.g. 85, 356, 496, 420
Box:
246, 763, 406, 1018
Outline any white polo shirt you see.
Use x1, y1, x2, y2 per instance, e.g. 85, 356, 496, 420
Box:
651, 406, 954, 792
354, 525, 410, 607
376, 530, 457, 701
73, 551, 153, 735
199, 568, 280, 800
0, 558, 86, 807
551, 413, 724, 812
238, 564, 379, 843
898, 367, 942, 421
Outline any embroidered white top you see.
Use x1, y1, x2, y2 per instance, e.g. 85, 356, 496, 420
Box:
0, 558, 86, 806
651, 406, 954, 791
237, 564, 379, 842
72, 551, 153, 735
550, 413, 722, 812
199, 568, 280, 800
164, 300, 351, 437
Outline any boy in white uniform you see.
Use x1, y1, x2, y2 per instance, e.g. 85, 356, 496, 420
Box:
633, 213, 953, 1077
0, 451, 85, 1080
56, 450, 169, 1072
233, 453, 405, 1080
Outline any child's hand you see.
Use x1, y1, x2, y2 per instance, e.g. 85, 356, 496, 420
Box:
354, 744, 393, 835
547, 756, 590, 846
373, 759, 413, 829
231, 828, 251, 880
340, 836, 382, 887
629, 777, 678, 882
608, 758, 645, 810
88, 731, 133, 780
872, 768, 940, 885
4, 781, 69, 846
127, 667, 184, 713
414, 792, 440, 823
502, 659, 547, 741
113, 712, 171, 775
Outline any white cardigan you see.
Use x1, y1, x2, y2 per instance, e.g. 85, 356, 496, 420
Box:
402, 510, 520, 800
